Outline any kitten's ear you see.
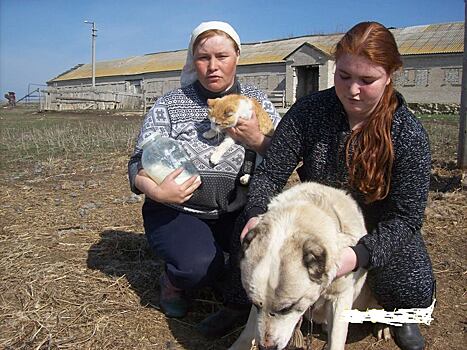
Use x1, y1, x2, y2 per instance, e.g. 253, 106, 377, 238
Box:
207, 98, 219, 107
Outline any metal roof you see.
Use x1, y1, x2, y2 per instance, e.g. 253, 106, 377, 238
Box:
50, 21, 464, 82
392, 22, 464, 55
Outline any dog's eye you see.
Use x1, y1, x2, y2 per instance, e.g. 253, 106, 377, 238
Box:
277, 304, 294, 315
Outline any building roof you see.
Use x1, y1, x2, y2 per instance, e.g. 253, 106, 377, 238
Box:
49, 21, 464, 83
393, 22, 464, 55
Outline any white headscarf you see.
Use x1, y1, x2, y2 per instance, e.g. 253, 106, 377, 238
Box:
180, 21, 241, 87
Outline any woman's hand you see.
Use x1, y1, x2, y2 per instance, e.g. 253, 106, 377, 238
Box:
135, 168, 201, 204
226, 111, 271, 155
240, 217, 259, 241
335, 247, 358, 278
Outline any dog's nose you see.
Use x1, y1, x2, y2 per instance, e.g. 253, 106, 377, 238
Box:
258, 345, 278, 350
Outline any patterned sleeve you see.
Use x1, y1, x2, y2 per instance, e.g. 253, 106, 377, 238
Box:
127, 98, 172, 194
258, 93, 282, 128
243, 85, 281, 128
359, 114, 432, 268
245, 100, 307, 219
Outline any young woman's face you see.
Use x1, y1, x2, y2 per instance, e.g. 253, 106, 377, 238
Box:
193, 35, 239, 93
334, 53, 391, 123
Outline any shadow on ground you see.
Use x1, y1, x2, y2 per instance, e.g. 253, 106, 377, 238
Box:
86, 230, 234, 349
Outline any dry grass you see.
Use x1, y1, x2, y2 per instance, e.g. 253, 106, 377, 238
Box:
0, 105, 465, 350
0, 108, 138, 167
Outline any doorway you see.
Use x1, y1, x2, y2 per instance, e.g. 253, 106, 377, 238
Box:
295, 66, 319, 99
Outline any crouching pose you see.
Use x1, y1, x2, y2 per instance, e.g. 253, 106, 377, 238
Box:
128, 20, 280, 337
239, 21, 435, 350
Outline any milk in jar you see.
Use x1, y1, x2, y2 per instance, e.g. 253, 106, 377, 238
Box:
141, 134, 201, 185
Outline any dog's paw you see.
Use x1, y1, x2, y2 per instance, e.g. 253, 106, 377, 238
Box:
373, 323, 392, 341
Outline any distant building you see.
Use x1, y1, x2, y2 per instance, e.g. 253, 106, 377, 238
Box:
46, 22, 464, 110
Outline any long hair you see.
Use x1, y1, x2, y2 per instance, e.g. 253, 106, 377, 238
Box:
334, 22, 402, 202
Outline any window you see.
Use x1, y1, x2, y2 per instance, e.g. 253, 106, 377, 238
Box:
442, 67, 462, 86
393, 69, 430, 87
414, 69, 429, 86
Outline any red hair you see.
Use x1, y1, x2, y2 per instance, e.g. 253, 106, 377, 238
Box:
334, 22, 402, 202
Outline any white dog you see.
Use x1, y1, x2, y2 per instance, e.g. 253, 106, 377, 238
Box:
230, 182, 389, 350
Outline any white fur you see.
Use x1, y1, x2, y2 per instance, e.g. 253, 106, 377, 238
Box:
230, 182, 390, 350
209, 136, 236, 165
205, 98, 253, 165
234, 98, 253, 121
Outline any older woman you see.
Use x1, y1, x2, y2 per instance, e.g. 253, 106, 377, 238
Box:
128, 21, 280, 333
242, 22, 435, 350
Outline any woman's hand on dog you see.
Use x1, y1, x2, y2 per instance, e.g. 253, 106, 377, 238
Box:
240, 217, 259, 241
336, 247, 358, 278
241, 219, 358, 278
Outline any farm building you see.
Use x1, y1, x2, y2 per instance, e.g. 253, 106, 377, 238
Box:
45, 21, 464, 111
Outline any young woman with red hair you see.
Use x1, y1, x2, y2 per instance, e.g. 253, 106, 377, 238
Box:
241, 22, 435, 350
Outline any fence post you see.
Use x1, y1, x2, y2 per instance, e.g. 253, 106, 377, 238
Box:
457, 0, 467, 169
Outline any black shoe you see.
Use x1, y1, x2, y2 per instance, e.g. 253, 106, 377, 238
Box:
196, 306, 250, 338
159, 273, 189, 318
393, 324, 425, 350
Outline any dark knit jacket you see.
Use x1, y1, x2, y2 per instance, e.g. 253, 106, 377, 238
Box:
128, 81, 280, 219
245, 87, 432, 270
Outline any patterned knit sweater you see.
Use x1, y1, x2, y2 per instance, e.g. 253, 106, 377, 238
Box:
245, 87, 432, 270
128, 81, 280, 218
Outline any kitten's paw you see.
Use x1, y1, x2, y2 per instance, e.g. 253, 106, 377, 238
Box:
210, 153, 222, 165
240, 174, 250, 185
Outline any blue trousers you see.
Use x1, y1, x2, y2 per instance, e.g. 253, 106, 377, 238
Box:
142, 201, 241, 291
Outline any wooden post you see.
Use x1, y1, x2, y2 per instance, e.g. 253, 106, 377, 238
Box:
458, 0, 467, 169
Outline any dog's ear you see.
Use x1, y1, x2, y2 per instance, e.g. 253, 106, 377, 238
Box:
240, 227, 258, 256
239, 220, 263, 261
302, 239, 327, 282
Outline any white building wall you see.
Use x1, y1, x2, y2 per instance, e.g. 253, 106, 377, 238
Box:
48, 52, 462, 109
393, 54, 462, 104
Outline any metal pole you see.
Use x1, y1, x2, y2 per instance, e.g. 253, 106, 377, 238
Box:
458, 1, 467, 168
91, 22, 96, 87
84, 21, 97, 88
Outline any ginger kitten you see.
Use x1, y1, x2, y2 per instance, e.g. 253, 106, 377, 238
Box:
203, 94, 275, 165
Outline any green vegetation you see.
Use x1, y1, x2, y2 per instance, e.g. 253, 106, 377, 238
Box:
0, 107, 141, 165
0, 106, 460, 169
416, 113, 460, 123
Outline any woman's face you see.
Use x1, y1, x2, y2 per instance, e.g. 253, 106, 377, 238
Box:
334, 53, 391, 123
193, 35, 239, 93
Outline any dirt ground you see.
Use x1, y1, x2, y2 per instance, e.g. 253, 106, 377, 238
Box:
0, 107, 465, 350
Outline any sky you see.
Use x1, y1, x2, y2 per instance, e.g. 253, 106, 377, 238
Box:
0, 0, 464, 100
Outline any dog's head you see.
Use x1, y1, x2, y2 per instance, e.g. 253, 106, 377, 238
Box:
240, 202, 340, 350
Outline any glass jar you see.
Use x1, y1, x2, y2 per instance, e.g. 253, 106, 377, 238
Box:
141, 134, 201, 185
